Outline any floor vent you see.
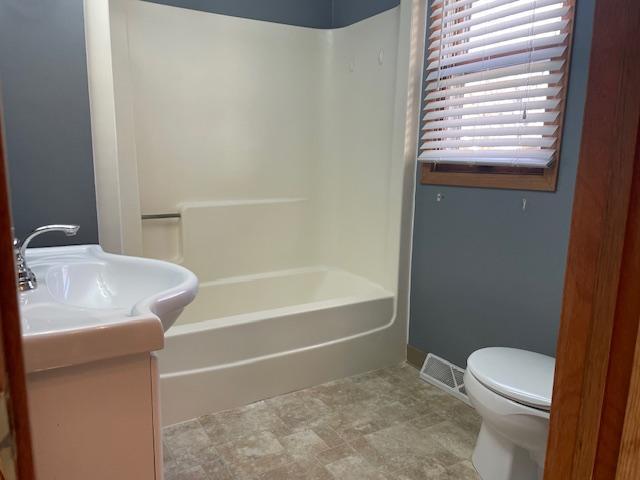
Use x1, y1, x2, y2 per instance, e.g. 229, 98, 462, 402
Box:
419, 353, 470, 405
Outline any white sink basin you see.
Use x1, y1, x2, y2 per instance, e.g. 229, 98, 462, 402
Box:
20, 245, 198, 372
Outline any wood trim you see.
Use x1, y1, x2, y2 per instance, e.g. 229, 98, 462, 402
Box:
421, 161, 558, 191
406, 344, 428, 370
593, 123, 640, 478
616, 304, 640, 478
0, 105, 35, 477
543, 0, 640, 476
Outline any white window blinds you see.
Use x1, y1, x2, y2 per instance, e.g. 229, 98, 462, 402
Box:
419, 0, 574, 168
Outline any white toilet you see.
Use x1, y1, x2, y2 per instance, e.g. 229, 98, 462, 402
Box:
464, 347, 555, 480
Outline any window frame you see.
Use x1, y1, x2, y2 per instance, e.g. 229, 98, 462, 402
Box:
419, 0, 576, 192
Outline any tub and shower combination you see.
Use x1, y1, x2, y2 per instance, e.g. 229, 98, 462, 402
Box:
85, 0, 416, 424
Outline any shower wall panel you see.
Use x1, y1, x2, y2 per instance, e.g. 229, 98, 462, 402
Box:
127, 1, 402, 289
127, 2, 325, 267
315, 9, 401, 289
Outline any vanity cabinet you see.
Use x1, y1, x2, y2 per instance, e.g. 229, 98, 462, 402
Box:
18, 245, 197, 480
27, 353, 163, 480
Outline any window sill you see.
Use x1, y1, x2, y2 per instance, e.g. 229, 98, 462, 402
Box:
420, 162, 559, 192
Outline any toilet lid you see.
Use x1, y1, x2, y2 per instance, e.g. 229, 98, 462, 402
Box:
467, 347, 555, 411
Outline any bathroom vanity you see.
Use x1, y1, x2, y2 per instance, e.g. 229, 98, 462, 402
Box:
19, 245, 197, 480
27, 353, 162, 479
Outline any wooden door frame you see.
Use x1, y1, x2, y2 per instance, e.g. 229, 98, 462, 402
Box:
0, 105, 35, 477
543, 0, 640, 477
616, 249, 640, 478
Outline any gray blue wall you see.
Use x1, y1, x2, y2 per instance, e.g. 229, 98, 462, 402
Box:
142, 0, 334, 28
331, 0, 399, 28
143, 0, 400, 28
408, 0, 597, 367
0, 0, 98, 246
0, 0, 399, 247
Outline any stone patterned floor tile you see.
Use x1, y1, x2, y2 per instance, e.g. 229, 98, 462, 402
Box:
433, 460, 481, 479
314, 443, 357, 465
393, 464, 448, 480
312, 396, 398, 443
216, 430, 296, 478
421, 421, 478, 461
164, 420, 212, 454
265, 391, 345, 448
349, 421, 462, 475
268, 406, 374, 446
171, 443, 221, 470
324, 455, 390, 480
164, 465, 209, 480
447, 402, 482, 435
350, 370, 412, 400
258, 459, 333, 480
411, 411, 447, 430
266, 390, 334, 431
163, 441, 174, 464
308, 378, 376, 409
200, 456, 235, 480
382, 365, 452, 401
326, 413, 391, 444
306, 424, 345, 449
163, 363, 483, 480
279, 429, 330, 461
370, 398, 428, 425
200, 401, 292, 446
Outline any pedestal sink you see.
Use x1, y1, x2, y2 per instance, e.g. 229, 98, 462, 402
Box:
20, 245, 198, 480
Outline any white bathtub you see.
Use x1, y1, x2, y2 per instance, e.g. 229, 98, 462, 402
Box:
158, 267, 397, 425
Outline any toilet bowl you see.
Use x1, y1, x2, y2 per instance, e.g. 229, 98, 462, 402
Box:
464, 348, 555, 480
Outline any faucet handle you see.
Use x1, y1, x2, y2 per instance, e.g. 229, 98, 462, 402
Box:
14, 237, 36, 292
13, 237, 25, 260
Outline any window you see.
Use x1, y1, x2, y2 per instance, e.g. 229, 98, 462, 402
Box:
419, 0, 575, 191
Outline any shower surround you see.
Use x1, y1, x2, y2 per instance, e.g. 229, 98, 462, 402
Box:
85, 0, 420, 424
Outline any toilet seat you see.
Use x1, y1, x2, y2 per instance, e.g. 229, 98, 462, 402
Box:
467, 347, 554, 411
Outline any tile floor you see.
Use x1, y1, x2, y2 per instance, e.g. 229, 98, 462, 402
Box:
163, 363, 482, 480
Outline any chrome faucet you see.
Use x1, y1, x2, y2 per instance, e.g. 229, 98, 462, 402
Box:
14, 224, 80, 291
